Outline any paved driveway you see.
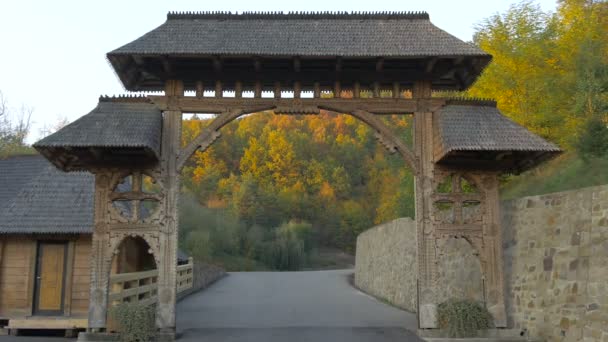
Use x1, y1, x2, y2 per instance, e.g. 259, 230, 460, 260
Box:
176, 269, 421, 342
0, 270, 422, 342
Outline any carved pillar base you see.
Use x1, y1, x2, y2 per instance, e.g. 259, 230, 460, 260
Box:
482, 174, 507, 328
419, 303, 438, 328
87, 172, 112, 331
155, 230, 178, 331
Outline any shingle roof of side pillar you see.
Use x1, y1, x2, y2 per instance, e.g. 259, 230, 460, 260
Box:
433, 104, 562, 173
33, 97, 162, 171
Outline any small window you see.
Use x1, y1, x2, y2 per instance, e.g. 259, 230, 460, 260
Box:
434, 200, 455, 224
460, 178, 479, 193
436, 175, 453, 194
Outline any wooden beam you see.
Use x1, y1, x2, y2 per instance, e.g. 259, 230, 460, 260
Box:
334, 81, 341, 98
353, 82, 361, 99
376, 58, 384, 72
195, 81, 204, 98
254, 81, 262, 98
215, 80, 222, 98
393, 82, 401, 99
178, 109, 245, 169
159, 69, 439, 85
373, 82, 380, 98
351, 109, 418, 173
149, 96, 446, 115
425, 58, 439, 73
235, 81, 243, 98
293, 57, 301, 72
161, 56, 173, 76
212, 56, 222, 72
313, 82, 321, 98
274, 81, 281, 99
294, 81, 301, 99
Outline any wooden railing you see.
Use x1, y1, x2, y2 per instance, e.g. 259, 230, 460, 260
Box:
109, 257, 194, 306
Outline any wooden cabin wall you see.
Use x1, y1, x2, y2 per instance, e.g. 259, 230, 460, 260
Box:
0, 237, 36, 318
70, 235, 92, 316
0, 235, 92, 319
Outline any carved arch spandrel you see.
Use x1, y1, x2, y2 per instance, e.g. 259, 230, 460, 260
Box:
104, 232, 162, 278
350, 110, 418, 174
177, 109, 249, 170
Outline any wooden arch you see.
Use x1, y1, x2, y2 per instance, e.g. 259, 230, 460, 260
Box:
176, 107, 418, 173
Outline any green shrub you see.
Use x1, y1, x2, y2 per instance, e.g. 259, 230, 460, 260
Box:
437, 299, 493, 338
110, 303, 156, 342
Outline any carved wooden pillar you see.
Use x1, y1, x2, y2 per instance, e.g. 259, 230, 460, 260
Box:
87, 171, 112, 332
413, 80, 439, 328
480, 173, 507, 327
156, 80, 182, 336
0, 238, 4, 283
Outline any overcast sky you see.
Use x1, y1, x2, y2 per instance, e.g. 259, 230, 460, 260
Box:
0, 0, 557, 143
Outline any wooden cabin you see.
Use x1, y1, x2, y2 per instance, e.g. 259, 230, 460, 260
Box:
0, 155, 191, 333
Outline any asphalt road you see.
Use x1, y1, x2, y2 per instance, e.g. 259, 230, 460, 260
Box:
0, 270, 422, 342
176, 269, 421, 342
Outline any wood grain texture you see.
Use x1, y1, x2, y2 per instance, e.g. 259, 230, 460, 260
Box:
37, 243, 65, 311
0, 239, 34, 317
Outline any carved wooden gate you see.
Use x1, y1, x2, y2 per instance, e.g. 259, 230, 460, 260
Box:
33, 12, 560, 339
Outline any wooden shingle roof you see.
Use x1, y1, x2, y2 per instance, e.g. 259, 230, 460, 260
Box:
0, 155, 94, 234
110, 12, 486, 57
34, 98, 162, 171
434, 104, 561, 173
107, 12, 491, 91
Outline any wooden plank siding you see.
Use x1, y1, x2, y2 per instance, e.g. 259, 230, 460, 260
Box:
70, 236, 92, 316
0, 237, 35, 318
0, 235, 92, 319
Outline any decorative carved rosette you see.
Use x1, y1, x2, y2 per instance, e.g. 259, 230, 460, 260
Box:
106, 168, 165, 226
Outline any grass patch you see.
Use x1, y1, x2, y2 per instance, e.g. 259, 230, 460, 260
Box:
501, 153, 608, 200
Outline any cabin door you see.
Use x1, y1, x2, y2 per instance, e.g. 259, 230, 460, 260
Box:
33, 241, 67, 315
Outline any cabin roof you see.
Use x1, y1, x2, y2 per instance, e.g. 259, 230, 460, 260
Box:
0, 155, 50, 206
34, 98, 162, 171
0, 155, 94, 234
434, 105, 561, 173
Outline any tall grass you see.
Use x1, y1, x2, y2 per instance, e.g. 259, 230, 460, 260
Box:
501, 153, 608, 200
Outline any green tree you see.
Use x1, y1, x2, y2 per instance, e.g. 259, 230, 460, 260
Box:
0, 92, 34, 157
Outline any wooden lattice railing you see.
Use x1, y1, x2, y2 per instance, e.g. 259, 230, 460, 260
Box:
109, 257, 194, 306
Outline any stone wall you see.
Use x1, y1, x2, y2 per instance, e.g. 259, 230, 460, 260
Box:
354, 218, 417, 312
436, 237, 484, 304
502, 185, 608, 342
354, 218, 484, 312
354, 185, 608, 341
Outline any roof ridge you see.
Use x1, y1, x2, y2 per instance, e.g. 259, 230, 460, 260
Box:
99, 95, 152, 103
166, 11, 430, 20
444, 97, 497, 108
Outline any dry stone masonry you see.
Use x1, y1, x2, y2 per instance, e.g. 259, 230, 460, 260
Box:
502, 185, 608, 342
